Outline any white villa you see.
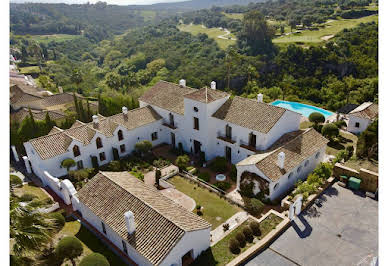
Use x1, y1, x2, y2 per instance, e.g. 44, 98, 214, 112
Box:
347, 102, 378, 134
24, 79, 328, 201
21, 79, 330, 265
72, 171, 211, 266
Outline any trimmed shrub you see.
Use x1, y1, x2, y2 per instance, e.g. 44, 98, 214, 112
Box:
10, 175, 22, 187
155, 169, 161, 186
175, 155, 190, 171
229, 238, 240, 254
107, 160, 121, 171
230, 165, 237, 182
135, 140, 152, 156
321, 123, 339, 140
243, 226, 254, 242
235, 232, 246, 248
334, 120, 347, 129
198, 172, 210, 182
209, 157, 228, 173
239, 181, 255, 198
250, 221, 261, 236
213, 181, 231, 191
79, 253, 110, 266
246, 198, 265, 216
345, 145, 354, 161
49, 212, 66, 229
312, 163, 332, 180
308, 112, 325, 124
20, 193, 37, 202
68, 168, 95, 182
61, 158, 76, 171
55, 236, 83, 264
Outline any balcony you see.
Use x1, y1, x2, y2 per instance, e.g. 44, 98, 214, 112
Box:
217, 133, 236, 144
162, 120, 177, 130
239, 140, 258, 152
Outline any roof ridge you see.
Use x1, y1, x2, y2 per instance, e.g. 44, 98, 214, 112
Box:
99, 171, 189, 232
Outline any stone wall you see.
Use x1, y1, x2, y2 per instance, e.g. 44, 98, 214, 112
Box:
333, 163, 378, 192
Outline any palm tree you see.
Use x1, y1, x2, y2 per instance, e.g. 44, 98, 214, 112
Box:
10, 196, 54, 257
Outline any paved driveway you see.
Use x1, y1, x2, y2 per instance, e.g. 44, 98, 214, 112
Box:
244, 183, 378, 266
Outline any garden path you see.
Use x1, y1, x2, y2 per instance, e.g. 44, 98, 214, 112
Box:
211, 211, 249, 246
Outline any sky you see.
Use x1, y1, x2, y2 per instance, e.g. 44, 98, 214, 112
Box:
10, 0, 187, 5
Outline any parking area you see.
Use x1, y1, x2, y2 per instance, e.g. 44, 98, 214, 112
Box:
244, 183, 378, 266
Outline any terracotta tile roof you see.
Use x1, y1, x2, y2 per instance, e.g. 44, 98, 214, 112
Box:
212, 96, 288, 134
21, 93, 75, 110
29, 132, 73, 160
48, 126, 63, 135
349, 102, 378, 120
139, 80, 196, 115
255, 128, 329, 181
10, 108, 66, 124
27, 106, 162, 160
184, 87, 229, 103
10, 90, 42, 106
76, 172, 210, 265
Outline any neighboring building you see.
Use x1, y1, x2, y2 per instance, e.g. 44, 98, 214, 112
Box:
24, 79, 327, 201
10, 108, 67, 124
347, 102, 378, 134
73, 171, 211, 266
236, 128, 328, 201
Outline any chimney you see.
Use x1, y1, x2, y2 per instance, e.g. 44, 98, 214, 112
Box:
211, 81, 216, 90
179, 79, 186, 87
124, 211, 136, 234
92, 115, 99, 127
277, 152, 285, 169
122, 106, 128, 115
257, 93, 263, 103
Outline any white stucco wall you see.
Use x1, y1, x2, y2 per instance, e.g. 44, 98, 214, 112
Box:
75, 197, 210, 266
347, 115, 371, 134
236, 145, 327, 201
24, 119, 164, 181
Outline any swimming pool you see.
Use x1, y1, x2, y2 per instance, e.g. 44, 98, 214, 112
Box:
271, 100, 334, 119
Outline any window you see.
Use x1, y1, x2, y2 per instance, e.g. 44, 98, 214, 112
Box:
77, 160, 84, 170
226, 124, 232, 139
315, 152, 320, 159
151, 132, 158, 141
193, 117, 199, 130
99, 152, 106, 161
249, 133, 256, 147
101, 222, 106, 234
96, 137, 103, 149
355, 122, 360, 128
193, 107, 198, 112
169, 113, 174, 126
122, 240, 128, 254
120, 144, 126, 153
118, 130, 124, 141
288, 172, 293, 179
274, 183, 279, 191
73, 145, 80, 157
304, 160, 310, 167
297, 166, 302, 173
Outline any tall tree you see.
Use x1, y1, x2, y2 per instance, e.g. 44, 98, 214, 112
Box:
237, 10, 276, 56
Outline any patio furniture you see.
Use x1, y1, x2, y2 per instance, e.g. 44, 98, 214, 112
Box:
348, 177, 361, 191
215, 174, 226, 182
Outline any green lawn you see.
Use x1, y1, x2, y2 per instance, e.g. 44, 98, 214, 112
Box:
344, 158, 378, 173
178, 24, 236, 50
223, 12, 244, 20
56, 220, 124, 266
273, 15, 378, 44
167, 175, 241, 229
19, 66, 41, 74
193, 214, 283, 265
300, 121, 314, 129
14, 183, 50, 200
25, 34, 81, 44
326, 130, 358, 156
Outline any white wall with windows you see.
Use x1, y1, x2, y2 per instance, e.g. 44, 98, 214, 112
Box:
347, 115, 372, 134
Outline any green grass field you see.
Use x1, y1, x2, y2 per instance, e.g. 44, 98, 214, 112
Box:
139, 10, 156, 21
178, 24, 236, 50
168, 175, 241, 229
25, 34, 81, 44
19, 66, 41, 74
223, 12, 243, 20
273, 15, 378, 44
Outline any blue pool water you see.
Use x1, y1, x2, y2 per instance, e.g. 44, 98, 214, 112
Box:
271, 100, 334, 119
